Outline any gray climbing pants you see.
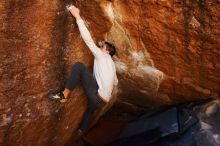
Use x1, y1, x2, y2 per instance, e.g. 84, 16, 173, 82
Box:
65, 62, 106, 131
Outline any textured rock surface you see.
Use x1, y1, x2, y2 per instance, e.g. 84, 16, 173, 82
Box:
0, 0, 220, 145
0, 0, 112, 145
108, 0, 220, 106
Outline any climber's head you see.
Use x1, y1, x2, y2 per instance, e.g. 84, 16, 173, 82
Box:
98, 41, 116, 57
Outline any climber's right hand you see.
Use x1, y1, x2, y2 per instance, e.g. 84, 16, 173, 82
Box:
68, 5, 81, 20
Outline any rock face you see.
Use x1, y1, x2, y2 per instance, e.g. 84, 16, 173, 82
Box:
107, 0, 220, 106
0, 0, 219, 145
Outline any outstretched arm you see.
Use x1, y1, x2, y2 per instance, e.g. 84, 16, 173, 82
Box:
68, 5, 102, 58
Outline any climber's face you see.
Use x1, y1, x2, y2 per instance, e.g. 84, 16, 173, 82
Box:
101, 44, 107, 51
98, 41, 109, 54
101, 44, 110, 54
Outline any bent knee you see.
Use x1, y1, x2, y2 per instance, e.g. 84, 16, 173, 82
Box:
73, 62, 85, 69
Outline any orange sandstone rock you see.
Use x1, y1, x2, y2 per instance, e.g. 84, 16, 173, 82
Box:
0, 0, 220, 145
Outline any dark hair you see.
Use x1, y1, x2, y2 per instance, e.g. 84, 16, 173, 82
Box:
105, 41, 116, 56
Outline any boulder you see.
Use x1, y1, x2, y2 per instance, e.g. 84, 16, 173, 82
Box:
0, 0, 220, 145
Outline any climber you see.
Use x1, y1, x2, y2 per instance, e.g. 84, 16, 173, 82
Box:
48, 5, 118, 134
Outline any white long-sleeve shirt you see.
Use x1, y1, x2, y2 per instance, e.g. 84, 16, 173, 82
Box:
76, 19, 118, 102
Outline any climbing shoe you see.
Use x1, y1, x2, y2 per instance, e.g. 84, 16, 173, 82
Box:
48, 91, 67, 103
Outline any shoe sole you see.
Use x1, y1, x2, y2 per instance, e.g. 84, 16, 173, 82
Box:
48, 94, 61, 101
48, 94, 67, 103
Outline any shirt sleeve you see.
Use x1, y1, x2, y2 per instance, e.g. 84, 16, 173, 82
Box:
76, 19, 103, 58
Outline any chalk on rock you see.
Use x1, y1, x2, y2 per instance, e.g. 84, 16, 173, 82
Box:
190, 16, 200, 28
0, 114, 13, 127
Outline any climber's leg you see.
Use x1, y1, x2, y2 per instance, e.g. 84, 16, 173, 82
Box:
78, 93, 105, 132
75, 64, 106, 132
65, 62, 88, 90
79, 101, 97, 132
48, 62, 89, 103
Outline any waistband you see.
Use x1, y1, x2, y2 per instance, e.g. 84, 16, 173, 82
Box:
98, 93, 107, 103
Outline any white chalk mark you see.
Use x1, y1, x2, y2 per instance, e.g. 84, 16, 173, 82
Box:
115, 61, 128, 73
131, 51, 145, 61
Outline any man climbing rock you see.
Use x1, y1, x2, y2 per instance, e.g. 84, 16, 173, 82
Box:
48, 5, 118, 134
